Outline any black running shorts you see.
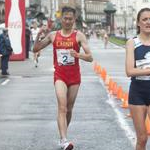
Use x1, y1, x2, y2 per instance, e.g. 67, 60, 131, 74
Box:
129, 80, 150, 106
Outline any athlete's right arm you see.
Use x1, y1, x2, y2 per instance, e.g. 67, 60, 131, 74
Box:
33, 30, 53, 53
126, 39, 150, 77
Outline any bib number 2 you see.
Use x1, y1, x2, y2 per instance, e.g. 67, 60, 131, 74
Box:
57, 49, 75, 66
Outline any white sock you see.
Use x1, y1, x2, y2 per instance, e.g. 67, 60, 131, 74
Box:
61, 138, 67, 143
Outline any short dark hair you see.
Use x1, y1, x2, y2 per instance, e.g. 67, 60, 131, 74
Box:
136, 7, 150, 34
61, 6, 76, 16
3, 28, 8, 32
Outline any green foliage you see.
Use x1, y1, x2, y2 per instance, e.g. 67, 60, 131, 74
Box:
109, 36, 127, 46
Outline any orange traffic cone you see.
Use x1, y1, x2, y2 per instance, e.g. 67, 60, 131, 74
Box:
117, 86, 123, 100
145, 115, 150, 135
121, 92, 128, 109
101, 68, 107, 81
97, 65, 101, 75
105, 75, 110, 86
108, 79, 113, 92
112, 82, 118, 95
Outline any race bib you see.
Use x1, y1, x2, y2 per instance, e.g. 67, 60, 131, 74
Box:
57, 49, 75, 66
136, 59, 150, 80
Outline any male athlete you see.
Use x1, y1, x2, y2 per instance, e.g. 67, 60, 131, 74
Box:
33, 6, 93, 150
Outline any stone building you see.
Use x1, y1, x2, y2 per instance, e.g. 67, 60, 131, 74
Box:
84, 0, 108, 24
0, 0, 5, 23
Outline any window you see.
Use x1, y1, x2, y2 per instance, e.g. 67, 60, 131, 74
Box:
63, 0, 68, 3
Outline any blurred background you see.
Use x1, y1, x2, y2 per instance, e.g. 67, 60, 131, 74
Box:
0, 0, 150, 40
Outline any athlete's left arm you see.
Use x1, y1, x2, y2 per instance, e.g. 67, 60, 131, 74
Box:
70, 31, 93, 62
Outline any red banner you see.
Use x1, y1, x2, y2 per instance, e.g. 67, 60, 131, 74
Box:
5, 0, 25, 61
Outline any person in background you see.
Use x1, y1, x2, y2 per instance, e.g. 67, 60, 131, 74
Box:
31, 20, 40, 67
33, 6, 93, 150
25, 23, 31, 59
125, 7, 150, 150
103, 31, 109, 49
0, 28, 13, 75
39, 21, 50, 40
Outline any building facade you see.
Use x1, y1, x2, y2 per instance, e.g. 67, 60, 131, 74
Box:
0, 0, 5, 23
58, 0, 81, 9
111, 0, 150, 30
26, 0, 82, 20
85, 1, 107, 23
84, 0, 109, 29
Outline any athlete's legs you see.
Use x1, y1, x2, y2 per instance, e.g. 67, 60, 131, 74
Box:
129, 105, 148, 150
148, 104, 150, 115
147, 105, 150, 130
55, 80, 68, 139
67, 84, 80, 126
34, 52, 40, 67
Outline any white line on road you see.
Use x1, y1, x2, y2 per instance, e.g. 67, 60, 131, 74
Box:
107, 96, 136, 147
99, 78, 136, 147
1, 79, 10, 85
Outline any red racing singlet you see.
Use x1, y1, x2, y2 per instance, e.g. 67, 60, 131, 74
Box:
53, 30, 81, 86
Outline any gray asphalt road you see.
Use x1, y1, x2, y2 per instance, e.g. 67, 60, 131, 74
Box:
0, 37, 149, 150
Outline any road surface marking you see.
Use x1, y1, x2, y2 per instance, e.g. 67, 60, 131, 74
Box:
1, 79, 10, 85
107, 95, 136, 147
99, 78, 135, 147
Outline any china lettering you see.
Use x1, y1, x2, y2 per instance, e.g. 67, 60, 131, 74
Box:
8, 21, 22, 28
56, 41, 73, 47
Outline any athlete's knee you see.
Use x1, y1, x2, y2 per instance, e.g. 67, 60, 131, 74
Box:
67, 103, 74, 113
137, 133, 148, 146
67, 108, 72, 115
59, 105, 67, 114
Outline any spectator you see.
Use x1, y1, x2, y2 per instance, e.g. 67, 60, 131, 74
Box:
0, 28, 13, 75
31, 20, 40, 67
25, 23, 31, 59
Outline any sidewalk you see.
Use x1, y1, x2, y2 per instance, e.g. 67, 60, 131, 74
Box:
0, 46, 54, 78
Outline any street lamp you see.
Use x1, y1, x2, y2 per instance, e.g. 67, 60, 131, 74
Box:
104, 2, 116, 36
123, 10, 127, 39
81, 0, 85, 21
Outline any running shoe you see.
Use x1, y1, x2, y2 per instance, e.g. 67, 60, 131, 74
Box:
63, 141, 74, 150
34, 60, 38, 68
59, 139, 74, 150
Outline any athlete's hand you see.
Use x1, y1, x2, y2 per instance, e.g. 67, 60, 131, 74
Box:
37, 29, 47, 41
70, 49, 79, 58
37, 28, 46, 37
38, 28, 43, 35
